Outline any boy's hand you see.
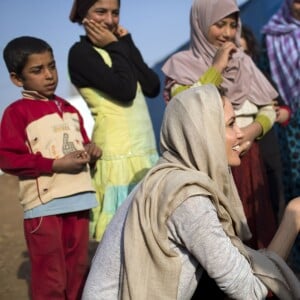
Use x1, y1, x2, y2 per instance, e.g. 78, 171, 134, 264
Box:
84, 142, 102, 164
52, 150, 90, 174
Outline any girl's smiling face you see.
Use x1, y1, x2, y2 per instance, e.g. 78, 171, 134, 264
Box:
85, 0, 120, 33
207, 14, 238, 48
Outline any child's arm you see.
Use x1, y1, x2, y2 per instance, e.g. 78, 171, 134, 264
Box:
0, 108, 54, 178
119, 32, 160, 98
0, 104, 97, 178
163, 67, 223, 104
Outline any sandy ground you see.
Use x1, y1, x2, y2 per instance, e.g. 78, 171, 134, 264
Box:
0, 174, 98, 300
0, 174, 29, 299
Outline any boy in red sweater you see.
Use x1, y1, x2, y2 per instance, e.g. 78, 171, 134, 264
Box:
0, 36, 102, 300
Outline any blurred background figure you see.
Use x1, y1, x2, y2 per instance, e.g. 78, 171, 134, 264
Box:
240, 25, 291, 225
262, 0, 300, 272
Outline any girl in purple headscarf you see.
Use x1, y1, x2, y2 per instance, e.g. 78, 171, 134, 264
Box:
262, 0, 300, 272
162, 0, 278, 250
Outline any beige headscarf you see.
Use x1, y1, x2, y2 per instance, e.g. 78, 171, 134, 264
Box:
121, 85, 300, 299
162, 0, 278, 109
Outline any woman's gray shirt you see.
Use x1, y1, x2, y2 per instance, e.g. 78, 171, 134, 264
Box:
82, 192, 267, 300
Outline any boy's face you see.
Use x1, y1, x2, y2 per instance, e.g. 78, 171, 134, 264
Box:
11, 50, 58, 99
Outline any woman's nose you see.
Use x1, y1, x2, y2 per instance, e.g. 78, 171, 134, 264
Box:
235, 124, 244, 139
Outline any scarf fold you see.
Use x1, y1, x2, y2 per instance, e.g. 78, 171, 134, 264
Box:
262, 0, 300, 110
162, 0, 278, 110
121, 85, 299, 299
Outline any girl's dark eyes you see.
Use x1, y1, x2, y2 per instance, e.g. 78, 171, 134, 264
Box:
95, 9, 119, 16
215, 22, 238, 29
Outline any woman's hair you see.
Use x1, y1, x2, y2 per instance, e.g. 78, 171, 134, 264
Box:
3, 36, 53, 76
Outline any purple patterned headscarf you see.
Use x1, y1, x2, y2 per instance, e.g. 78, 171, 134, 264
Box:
262, 0, 300, 110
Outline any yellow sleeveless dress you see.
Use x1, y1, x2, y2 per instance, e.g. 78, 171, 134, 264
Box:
79, 47, 158, 241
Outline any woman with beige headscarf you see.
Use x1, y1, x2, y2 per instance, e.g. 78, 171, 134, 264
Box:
82, 84, 300, 300
162, 0, 279, 250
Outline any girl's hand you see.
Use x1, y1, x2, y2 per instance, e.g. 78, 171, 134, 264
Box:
212, 42, 237, 73
276, 107, 290, 124
236, 121, 262, 156
83, 18, 117, 47
238, 140, 251, 156
115, 25, 128, 38
240, 121, 262, 143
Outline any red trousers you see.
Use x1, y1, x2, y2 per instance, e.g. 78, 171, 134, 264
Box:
24, 210, 90, 300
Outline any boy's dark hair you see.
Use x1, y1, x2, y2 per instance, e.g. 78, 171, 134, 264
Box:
3, 36, 53, 76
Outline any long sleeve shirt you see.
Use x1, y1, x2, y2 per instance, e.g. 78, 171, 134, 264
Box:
68, 34, 160, 103
82, 192, 268, 300
0, 93, 95, 210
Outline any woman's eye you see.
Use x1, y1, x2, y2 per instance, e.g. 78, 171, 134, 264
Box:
227, 121, 235, 128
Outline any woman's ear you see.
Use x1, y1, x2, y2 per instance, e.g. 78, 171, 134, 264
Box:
9, 72, 24, 87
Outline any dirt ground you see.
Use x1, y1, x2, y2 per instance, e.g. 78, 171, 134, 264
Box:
0, 174, 98, 300
0, 174, 29, 299
1, 174, 299, 299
